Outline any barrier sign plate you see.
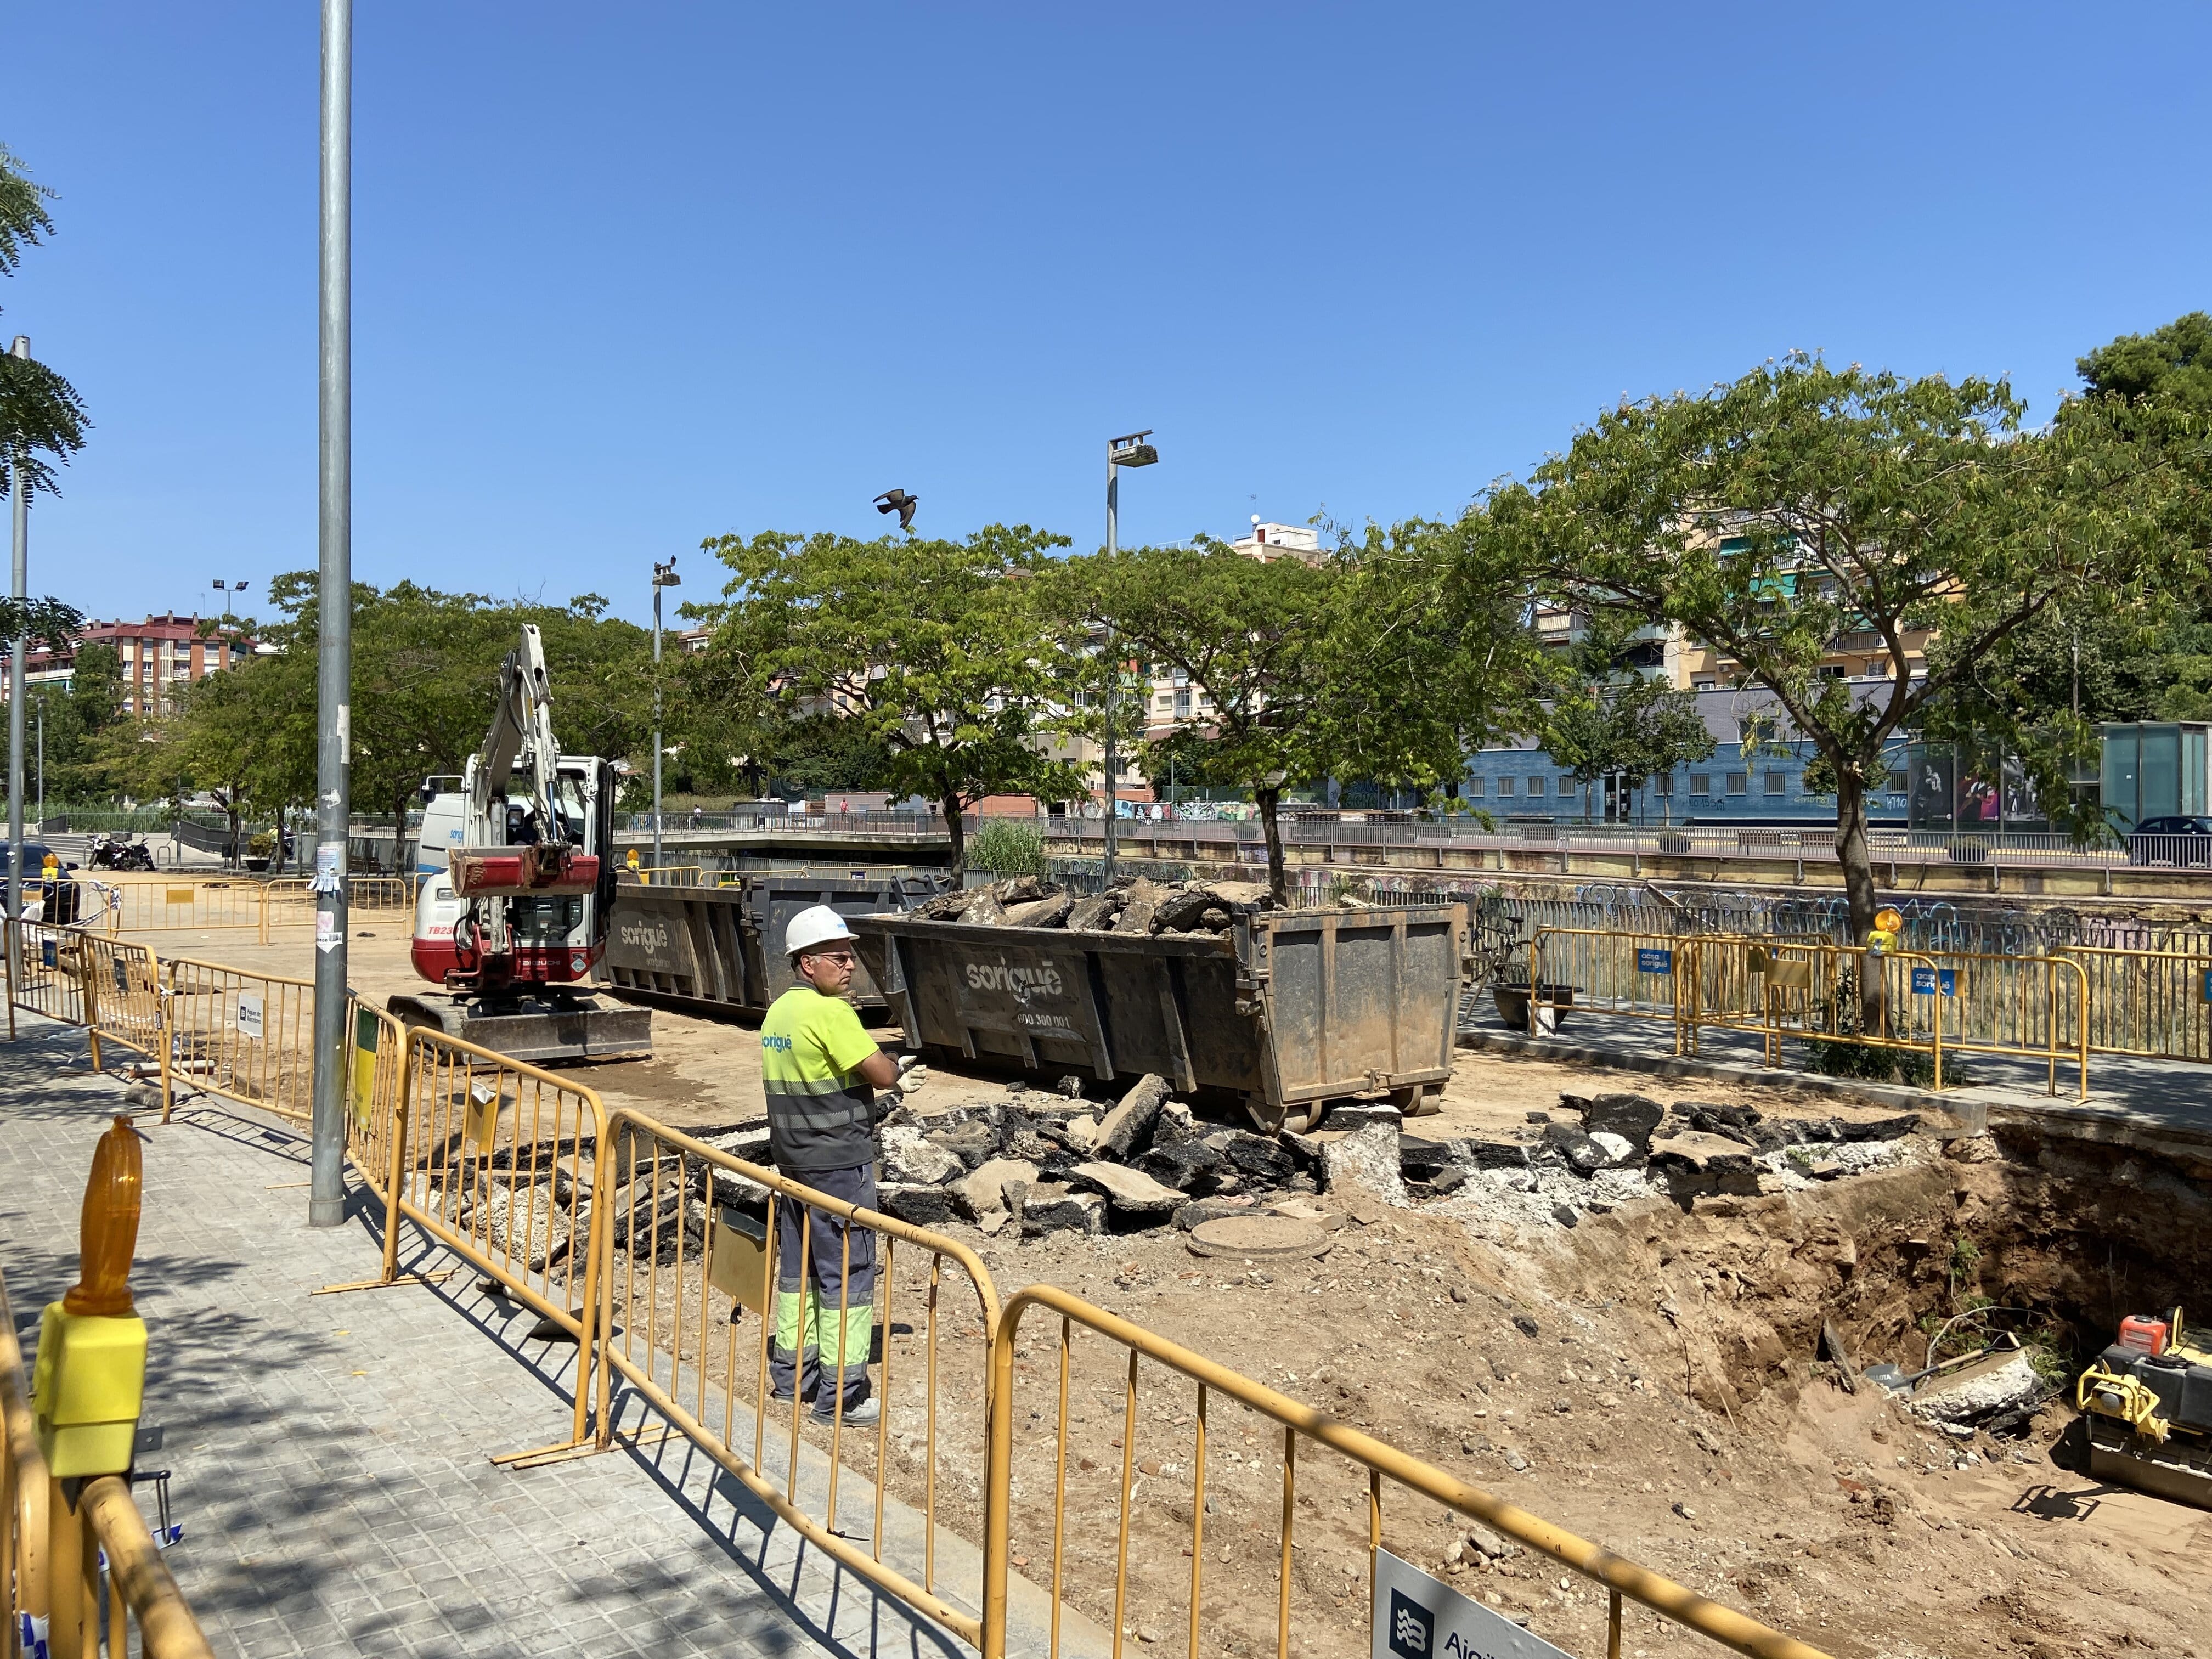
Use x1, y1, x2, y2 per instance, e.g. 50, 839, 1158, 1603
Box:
709, 1205, 770, 1314
1910, 967, 1956, 997
2200, 968, 2212, 1005
1636, 947, 1673, 974
236, 993, 265, 1040
1374, 1548, 1571, 1659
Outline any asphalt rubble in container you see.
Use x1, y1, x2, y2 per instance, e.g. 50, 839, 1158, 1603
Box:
907, 871, 1283, 935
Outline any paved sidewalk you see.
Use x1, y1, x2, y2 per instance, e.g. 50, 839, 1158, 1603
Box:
0, 1015, 969, 1659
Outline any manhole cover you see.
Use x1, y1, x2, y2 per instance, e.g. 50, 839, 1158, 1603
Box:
1186, 1215, 1332, 1260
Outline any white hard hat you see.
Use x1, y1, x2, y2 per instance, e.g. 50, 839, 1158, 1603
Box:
785, 904, 856, 957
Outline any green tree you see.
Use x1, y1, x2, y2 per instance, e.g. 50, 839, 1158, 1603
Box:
1059, 532, 1532, 901
1921, 314, 2212, 798
1537, 616, 1716, 823
2077, 312, 2212, 410
0, 144, 88, 504
1483, 354, 2212, 988
696, 524, 1086, 878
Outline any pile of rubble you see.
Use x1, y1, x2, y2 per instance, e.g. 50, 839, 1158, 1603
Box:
911, 873, 1274, 935
664, 1084, 1928, 1250
869, 1073, 1321, 1236
1418, 1090, 1925, 1233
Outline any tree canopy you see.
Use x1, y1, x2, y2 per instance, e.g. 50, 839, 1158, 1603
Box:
1482, 352, 2212, 951
695, 524, 1087, 876
1536, 614, 1715, 821
1056, 531, 1535, 900
0, 143, 87, 503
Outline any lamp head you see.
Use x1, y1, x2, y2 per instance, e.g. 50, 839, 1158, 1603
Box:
1109, 431, 1159, 469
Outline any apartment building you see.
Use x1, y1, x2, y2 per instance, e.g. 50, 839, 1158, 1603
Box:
12, 615, 252, 716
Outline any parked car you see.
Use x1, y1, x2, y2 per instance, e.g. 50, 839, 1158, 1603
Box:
1, 842, 74, 879
2127, 815, 2212, 867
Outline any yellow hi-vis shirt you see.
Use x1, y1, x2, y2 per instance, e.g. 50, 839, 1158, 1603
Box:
760, 986, 881, 1173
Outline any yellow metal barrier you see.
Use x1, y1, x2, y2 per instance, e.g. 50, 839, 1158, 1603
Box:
981, 1286, 1832, 1659
93, 873, 416, 942
1530, 926, 1696, 1052
2057, 944, 2212, 1062
371, 1028, 611, 1453
161, 957, 316, 1125
2, 1163, 216, 1659
2, 1250, 53, 1658
586, 1110, 1001, 1645
617, 864, 707, 887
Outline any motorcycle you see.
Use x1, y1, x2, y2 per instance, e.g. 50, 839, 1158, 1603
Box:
89, 833, 157, 872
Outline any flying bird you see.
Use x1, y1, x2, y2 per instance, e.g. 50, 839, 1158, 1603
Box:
874, 488, 919, 531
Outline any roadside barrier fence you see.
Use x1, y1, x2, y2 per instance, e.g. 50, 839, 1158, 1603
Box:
84, 874, 415, 942
1518, 928, 2089, 1097
984, 1285, 1833, 1659
2, 1153, 216, 1658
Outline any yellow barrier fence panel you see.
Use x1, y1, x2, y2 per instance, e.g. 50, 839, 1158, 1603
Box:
2, 1252, 54, 1659
7, 919, 94, 1031
76, 934, 168, 1067
2057, 944, 2212, 1063
162, 957, 317, 1125
590, 1110, 1001, 1647
392, 1028, 608, 1451
1529, 927, 1694, 1052
981, 1286, 1836, 1659
101, 877, 268, 935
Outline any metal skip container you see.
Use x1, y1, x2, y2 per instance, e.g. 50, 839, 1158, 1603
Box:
602, 870, 949, 1017
852, 904, 1468, 1132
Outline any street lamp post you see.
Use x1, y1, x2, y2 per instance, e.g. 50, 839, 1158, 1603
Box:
1103, 431, 1158, 882
652, 557, 681, 873
7, 336, 27, 937
211, 578, 249, 621
307, 0, 353, 1229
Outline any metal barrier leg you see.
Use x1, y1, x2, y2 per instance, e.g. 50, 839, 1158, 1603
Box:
78, 945, 103, 1076
156, 978, 176, 1122
46, 1477, 85, 1659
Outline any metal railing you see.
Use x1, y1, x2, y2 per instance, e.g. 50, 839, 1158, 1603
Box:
1, 1176, 216, 1659
89, 874, 415, 941
616, 864, 707, 887
587, 1113, 1003, 1645
1503, 929, 2092, 1097
982, 1285, 1832, 1659
161, 957, 317, 1125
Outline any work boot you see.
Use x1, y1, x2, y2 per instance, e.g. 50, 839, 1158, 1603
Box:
816, 1396, 879, 1425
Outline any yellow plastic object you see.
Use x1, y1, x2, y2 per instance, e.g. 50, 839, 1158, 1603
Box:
32, 1304, 149, 1476
31, 1114, 150, 1475
2076, 1363, 2171, 1442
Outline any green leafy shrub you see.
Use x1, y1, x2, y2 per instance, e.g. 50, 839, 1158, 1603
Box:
968, 818, 1047, 877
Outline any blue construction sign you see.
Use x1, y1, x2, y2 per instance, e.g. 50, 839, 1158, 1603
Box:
1910, 967, 1957, 997
1637, 947, 1673, 974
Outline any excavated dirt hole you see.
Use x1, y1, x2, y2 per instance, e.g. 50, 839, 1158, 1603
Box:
1553, 1129, 2212, 1430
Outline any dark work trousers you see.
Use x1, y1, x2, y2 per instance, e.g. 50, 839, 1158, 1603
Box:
770, 1163, 878, 1416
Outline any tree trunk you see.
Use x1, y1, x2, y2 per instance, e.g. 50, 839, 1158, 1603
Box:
1256, 785, 1288, 906
1833, 760, 1885, 1036
941, 791, 967, 883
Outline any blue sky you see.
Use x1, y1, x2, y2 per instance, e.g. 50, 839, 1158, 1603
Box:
8, 3, 2209, 630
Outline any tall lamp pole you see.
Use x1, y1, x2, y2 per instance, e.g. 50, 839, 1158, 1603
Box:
307, 0, 353, 1228
6, 336, 27, 936
652, 557, 681, 873
1103, 431, 1158, 883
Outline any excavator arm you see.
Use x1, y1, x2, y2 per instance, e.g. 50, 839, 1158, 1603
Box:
449, 624, 600, 898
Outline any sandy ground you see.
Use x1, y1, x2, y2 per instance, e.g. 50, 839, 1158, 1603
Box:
116, 922, 2211, 1659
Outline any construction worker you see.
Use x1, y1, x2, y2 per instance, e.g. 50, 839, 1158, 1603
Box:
761, 905, 898, 1423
